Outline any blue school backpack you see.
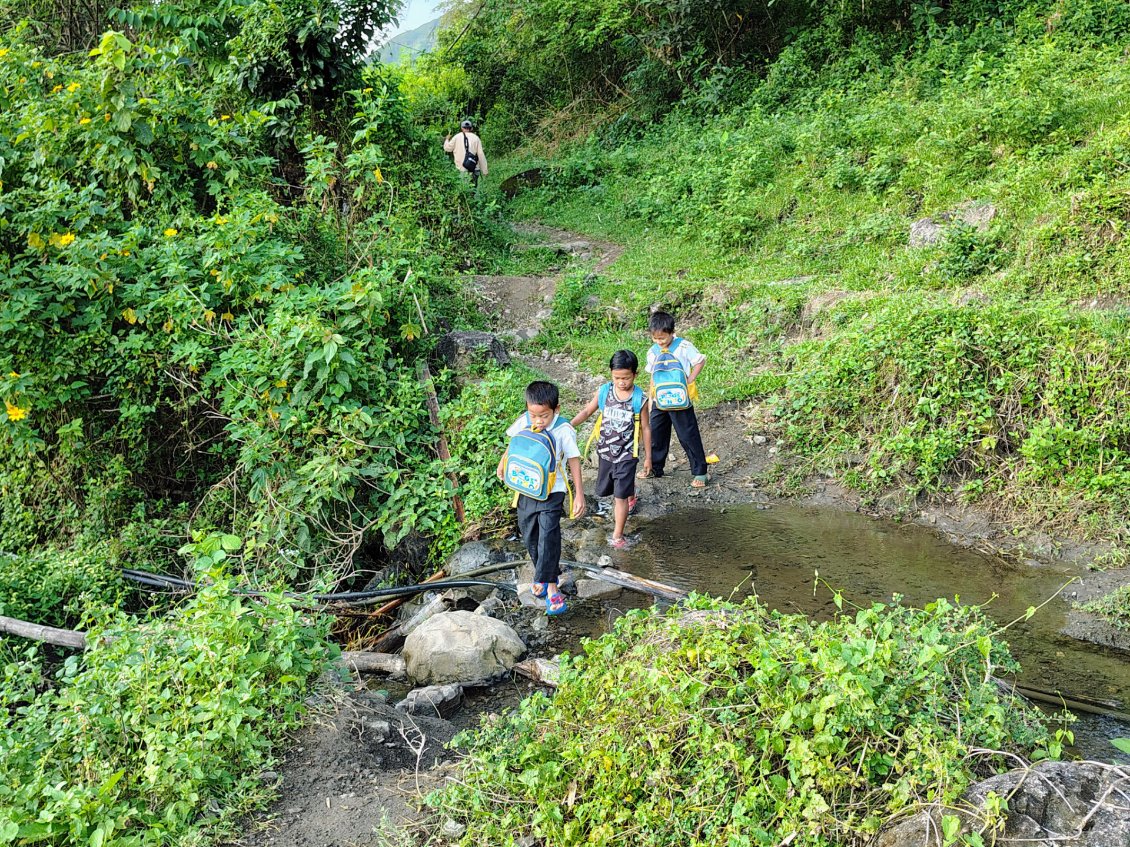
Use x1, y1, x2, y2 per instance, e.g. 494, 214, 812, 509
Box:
649, 338, 691, 411
585, 383, 646, 460
503, 414, 563, 501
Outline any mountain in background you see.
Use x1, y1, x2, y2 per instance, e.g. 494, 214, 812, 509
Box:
377, 16, 440, 64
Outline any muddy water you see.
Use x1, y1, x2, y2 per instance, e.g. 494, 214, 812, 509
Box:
619, 504, 1130, 762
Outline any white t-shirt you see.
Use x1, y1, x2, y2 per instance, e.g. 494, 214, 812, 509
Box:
645, 337, 706, 376
505, 414, 580, 495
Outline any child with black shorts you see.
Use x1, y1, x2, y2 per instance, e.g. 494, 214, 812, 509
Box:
572, 350, 652, 549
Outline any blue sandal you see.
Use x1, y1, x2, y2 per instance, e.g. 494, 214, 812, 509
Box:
531, 582, 547, 599
545, 592, 567, 616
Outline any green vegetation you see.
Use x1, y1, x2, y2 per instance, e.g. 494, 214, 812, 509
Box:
431, 593, 1064, 846
459, 0, 1130, 543
0, 565, 331, 845
0, 0, 516, 840
3, 0, 1128, 839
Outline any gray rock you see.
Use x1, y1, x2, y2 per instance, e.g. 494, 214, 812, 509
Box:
396, 683, 464, 718
875, 761, 1130, 847
446, 541, 494, 575
575, 578, 622, 601
909, 217, 945, 247
954, 200, 997, 230
441, 819, 466, 839
752, 435, 768, 446
403, 611, 526, 685
436, 331, 511, 371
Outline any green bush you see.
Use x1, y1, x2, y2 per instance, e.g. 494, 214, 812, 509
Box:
431, 593, 1061, 847
0, 570, 333, 846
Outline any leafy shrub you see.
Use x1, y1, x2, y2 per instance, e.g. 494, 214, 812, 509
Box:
430, 593, 1059, 847
0, 542, 129, 629
0, 571, 333, 845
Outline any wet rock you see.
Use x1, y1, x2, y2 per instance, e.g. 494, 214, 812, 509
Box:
435, 331, 511, 370
875, 761, 1130, 847
403, 611, 526, 685
396, 684, 464, 718
575, 578, 622, 601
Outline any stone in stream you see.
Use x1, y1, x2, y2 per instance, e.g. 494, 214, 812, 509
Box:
575, 578, 622, 601
396, 683, 464, 718
875, 760, 1130, 847
403, 611, 525, 686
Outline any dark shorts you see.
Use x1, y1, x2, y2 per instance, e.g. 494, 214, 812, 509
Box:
596, 457, 637, 500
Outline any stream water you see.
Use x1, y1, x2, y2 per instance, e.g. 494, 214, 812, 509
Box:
615, 503, 1130, 762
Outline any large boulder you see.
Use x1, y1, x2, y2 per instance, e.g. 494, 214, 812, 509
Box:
875, 761, 1130, 847
435, 331, 510, 371
403, 610, 525, 686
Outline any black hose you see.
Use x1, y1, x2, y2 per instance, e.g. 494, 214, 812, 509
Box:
119, 568, 516, 602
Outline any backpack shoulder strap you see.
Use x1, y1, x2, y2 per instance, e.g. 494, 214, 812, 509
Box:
631, 386, 644, 414
598, 382, 611, 411
649, 342, 661, 357
669, 337, 683, 352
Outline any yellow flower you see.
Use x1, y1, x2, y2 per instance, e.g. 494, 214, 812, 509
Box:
203, 309, 216, 323
221, 311, 234, 322
8, 372, 19, 378
66, 82, 80, 92
275, 378, 287, 388
373, 167, 384, 184
49, 232, 75, 248
220, 114, 230, 121
0, 48, 9, 58
27, 232, 45, 249
5, 401, 28, 422
121, 307, 137, 324
210, 269, 220, 276
206, 161, 218, 169
51, 84, 62, 93
163, 319, 173, 332
214, 216, 228, 225
79, 117, 91, 125
163, 228, 178, 237
45, 69, 53, 78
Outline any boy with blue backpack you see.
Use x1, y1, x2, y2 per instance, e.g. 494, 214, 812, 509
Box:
497, 381, 586, 615
571, 350, 652, 549
644, 311, 709, 488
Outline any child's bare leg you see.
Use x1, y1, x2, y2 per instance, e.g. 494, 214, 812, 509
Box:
612, 497, 629, 539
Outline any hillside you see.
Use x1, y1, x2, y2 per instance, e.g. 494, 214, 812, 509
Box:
445, 0, 1130, 544
377, 16, 439, 64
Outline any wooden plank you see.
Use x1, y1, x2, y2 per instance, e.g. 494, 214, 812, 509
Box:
0, 614, 87, 649
563, 560, 687, 602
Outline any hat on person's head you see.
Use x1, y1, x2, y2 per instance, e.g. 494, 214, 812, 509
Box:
460, 119, 473, 129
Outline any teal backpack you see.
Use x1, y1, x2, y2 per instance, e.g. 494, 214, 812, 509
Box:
649, 338, 691, 411
585, 383, 645, 459
503, 414, 562, 502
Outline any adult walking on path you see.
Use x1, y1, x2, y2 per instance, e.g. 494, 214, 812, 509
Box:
444, 120, 488, 186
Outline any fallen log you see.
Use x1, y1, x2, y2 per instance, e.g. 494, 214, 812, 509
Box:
0, 614, 88, 649
339, 651, 406, 677
562, 560, 687, 602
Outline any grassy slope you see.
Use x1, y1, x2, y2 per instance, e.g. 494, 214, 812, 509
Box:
493, 11, 1130, 541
